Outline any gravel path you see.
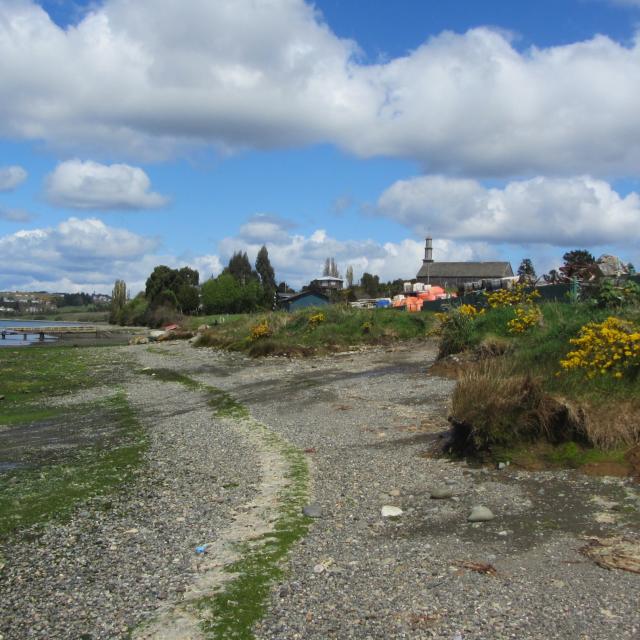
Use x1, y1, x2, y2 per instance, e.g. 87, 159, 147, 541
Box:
1, 340, 639, 639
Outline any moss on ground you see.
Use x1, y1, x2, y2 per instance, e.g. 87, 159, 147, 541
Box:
137, 367, 310, 639
0, 392, 146, 539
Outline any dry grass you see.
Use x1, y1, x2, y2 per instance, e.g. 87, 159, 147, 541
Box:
449, 360, 586, 454
450, 358, 640, 454
580, 401, 640, 449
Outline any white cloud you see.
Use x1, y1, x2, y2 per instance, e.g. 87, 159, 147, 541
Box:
0, 165, 27, 191
2, 2, 640, 174
377, 175, 640, 247
219, 221, 490, 287
0, 207, 33, 222
45, 160, 168, 210
237, 214, 297, 245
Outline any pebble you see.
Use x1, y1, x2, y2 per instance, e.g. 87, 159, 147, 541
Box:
468, 506, 495, 522
380, 505, 403, 518
430, 487, 454, 499
303, 504, 322, 518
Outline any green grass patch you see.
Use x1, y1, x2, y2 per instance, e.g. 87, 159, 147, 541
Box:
0, 405, 68, 427
137, 367, 249, 418
135, 366, 311, 638
0, 392, 146, 539
197, 437, 310, 639
194, 306, 435, 357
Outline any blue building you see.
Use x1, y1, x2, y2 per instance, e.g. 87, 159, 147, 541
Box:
279, 291, 329, 312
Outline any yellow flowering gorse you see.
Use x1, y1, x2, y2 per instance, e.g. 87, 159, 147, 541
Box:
559, 316, 640, 379
308, 312, 326, 328
458, 304, 484, 317
485, 284, 540, 309
507, 305, 542, 334
250, 320, 271, 340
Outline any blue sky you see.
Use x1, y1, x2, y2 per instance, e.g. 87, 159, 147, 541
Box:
1, 0, 640, 293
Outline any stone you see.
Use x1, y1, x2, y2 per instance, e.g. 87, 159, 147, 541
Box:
381, 505, 403, 518
389, 488, 401, 497
128, 336, 148, 345
430, 487, 454, 499
468, 506, 495, 522
303, 504, 322, 518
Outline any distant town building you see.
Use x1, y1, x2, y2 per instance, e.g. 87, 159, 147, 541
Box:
309, 276, 344, 291
279, 290, 329, 311
416, 237, 514, 289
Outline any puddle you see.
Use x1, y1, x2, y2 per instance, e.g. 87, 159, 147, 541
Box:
400, 472, 640, 553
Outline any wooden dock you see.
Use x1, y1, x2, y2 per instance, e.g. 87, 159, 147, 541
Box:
1, 326, 100, 341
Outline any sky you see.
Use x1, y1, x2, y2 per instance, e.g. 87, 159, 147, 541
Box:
1, 0, 640, 294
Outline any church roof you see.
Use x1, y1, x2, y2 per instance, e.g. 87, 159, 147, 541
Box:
417, 261, 514, 279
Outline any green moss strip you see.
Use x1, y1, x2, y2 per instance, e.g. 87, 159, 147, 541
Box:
136, 367, 311, 639
0, 392, 147, 539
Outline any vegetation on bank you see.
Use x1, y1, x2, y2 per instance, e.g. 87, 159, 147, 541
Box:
193, 305, 435, 356
437, 286, 640, 468
0, 347, 145, 539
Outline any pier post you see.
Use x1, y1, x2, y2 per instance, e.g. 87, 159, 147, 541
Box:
1, 331, 5, 339
23, 333, 27, 340
39, 332, 45, 341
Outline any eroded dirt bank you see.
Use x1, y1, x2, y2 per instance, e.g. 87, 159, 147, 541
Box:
1, 340, 639, 639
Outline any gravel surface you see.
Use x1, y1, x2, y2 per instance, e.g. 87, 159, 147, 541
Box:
1, 340, 639, 639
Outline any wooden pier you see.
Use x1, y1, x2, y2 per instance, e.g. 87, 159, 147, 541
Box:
1, 326, 100, 341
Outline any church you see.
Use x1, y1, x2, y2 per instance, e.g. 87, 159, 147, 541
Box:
416, 238, 514, 289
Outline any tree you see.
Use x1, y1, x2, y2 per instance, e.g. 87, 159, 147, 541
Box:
224, 251, 256, 285
543, 269, 560, 284
360, 272, 380, 298
145, 265, 200, 313
560, 250, 596, 279
345, 265, 354, 288
277, 281, 294, 293
255, 245, 276, 306
628, 262, 636, 275
517, 258, 537, 283
323, 257, 339, 278
201, 274, 260, 314
109, 279, 127, 324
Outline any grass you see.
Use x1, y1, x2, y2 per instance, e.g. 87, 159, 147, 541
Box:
136, 366, 310, 639
0, 345, 147, 540
444, 301, 640, 459
194, 306, 435, 357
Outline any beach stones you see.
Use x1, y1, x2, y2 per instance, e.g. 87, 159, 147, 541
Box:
467, 506, 495, 522
430, 487, 454, 499
381, 505, 403, 518
303, 504, 322, 518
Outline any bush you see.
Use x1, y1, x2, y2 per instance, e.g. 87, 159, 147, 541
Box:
438, 308, 476, 358
559, 316, 640, 379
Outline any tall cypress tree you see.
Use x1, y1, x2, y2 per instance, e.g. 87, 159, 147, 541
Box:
255, 245, 276, 307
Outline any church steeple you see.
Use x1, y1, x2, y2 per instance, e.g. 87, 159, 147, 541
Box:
424, 237, 434, 263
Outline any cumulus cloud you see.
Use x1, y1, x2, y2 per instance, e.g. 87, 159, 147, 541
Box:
45, 160, 168, 210
2, 1, 640, 174
237, 214, 297, 245
377, 175, 640, 247
0, 165, 27, 191
0, 207, 33, 222
219, 225, 490, 288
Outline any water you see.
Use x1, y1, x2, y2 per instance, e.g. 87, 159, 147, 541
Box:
0, 319, 86, 347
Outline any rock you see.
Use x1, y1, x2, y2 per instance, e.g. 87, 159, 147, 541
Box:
498, 461, 510, 470
197, 324, 210, 333
430, 487, 454, 499
313, 563, 326, 574
468, 506, 495, 522
303, 504, 322, 518
0, 395, 4, 401
128, 336, 148, 345
381, 505, 403, 518
149, 330, 165, 338
388, 488, 401, 497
